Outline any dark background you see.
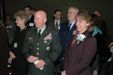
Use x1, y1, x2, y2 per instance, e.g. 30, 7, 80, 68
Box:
5, 0, 113, 36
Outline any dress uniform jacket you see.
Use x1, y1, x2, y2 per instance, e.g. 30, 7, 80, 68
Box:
23, 26, 61, 75
64, 32, 97, 75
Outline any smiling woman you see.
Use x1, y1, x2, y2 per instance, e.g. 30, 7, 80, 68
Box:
62, 10, 97, 75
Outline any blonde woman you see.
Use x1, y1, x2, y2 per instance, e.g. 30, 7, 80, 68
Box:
9, 10, 29, 75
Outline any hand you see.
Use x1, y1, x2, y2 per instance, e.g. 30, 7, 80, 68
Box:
8, 51, 16, 64
9, 51, 16, 59
8, 57, 13, 64
61, 71, 66, 75
35, 60, 45, 69
27, 55, 37, 63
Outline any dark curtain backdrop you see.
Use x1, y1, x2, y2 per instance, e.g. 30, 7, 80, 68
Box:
1, 0, 6, 25
0, 0, 2, 19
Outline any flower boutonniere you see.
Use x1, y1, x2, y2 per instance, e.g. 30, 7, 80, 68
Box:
44, 33, 52, 40
76, 33, 86, 44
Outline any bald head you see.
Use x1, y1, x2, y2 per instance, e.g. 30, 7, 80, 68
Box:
35, 10, 47, 19
34, 10, 47, 29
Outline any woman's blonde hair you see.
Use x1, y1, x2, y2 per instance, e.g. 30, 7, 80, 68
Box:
14, 10, 29, 23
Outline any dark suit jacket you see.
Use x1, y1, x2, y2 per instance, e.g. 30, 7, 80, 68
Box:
64, 32, 97, 75
27, 15, 35, 29
23, 26, 61, 75
59, 21, 76, 50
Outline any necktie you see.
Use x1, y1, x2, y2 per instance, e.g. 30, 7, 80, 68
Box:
68, 23, 71, 30
55, 21, 59, 29
38, 29, 41, 38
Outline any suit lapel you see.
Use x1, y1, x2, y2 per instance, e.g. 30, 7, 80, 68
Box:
70, 23, 76, 31
59, 20, 63, 27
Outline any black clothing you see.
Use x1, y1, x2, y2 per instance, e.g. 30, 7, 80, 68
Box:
11, 27, 27, 75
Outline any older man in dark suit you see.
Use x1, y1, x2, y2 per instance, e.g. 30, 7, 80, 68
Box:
55, 7, 79, 72
59, 6, 79, 51
23, 10, 61, 75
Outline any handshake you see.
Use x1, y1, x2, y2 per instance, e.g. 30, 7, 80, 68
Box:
27, 55, 45, 70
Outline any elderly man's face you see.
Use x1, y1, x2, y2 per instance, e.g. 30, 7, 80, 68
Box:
67, 8, 78, 21
34, 11, 46, 28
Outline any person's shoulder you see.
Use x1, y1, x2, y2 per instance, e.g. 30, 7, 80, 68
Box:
26, 27, 37, 34
47, 25, 59, 34
60, 19, 66, 23
47, 25, 57, 31
30, 15, 34, 20
60, 20, 69, 29
61, 20, 68, 25
86, 34, 97, 42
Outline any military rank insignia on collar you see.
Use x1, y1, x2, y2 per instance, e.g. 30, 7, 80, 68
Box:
44, 33, 52, 40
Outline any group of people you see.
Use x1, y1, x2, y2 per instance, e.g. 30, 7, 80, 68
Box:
0, 5, 112, 75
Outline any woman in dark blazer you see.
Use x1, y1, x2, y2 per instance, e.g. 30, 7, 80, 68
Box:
62, 10, 97, 75
9, 10, 29, 75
